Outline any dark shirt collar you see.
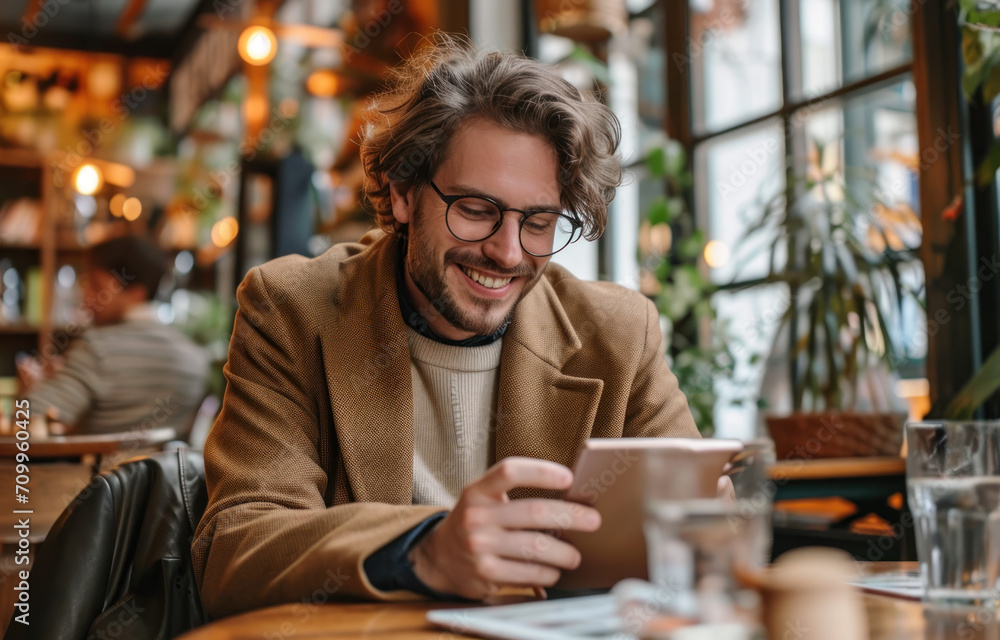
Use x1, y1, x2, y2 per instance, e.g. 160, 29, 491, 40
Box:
395, 237, 507, 347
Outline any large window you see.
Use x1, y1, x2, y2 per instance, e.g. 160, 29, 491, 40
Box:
669, 0, 922, 438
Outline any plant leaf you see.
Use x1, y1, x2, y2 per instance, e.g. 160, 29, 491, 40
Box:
647, 196, 669, 225
946, 345, 1000, 419
984, 58, 1000, 103
977, 138, 1000, 186
647, 147, 667, 178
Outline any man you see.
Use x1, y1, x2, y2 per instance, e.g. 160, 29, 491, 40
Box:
193, 38, 697, 617
22, 235, 209, 437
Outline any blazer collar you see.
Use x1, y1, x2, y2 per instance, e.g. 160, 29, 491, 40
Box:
321, 232, 602, 504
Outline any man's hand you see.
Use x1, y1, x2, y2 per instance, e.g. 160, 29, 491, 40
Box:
15, 354, 45, 395
407, 457, 601, 599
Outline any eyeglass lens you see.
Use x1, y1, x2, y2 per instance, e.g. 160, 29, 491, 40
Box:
446, 197, 577, 256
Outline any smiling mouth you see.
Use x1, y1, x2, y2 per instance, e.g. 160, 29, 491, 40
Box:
460, 265, 514, 289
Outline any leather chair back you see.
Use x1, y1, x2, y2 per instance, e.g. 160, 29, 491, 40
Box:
4, 449, 210, 640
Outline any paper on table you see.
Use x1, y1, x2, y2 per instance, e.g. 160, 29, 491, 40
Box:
849, 571, 923, 600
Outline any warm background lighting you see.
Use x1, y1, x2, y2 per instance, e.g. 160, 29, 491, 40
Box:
238, 26, 278, 66
243, 93, 268, 127
306, 70, 340, 97
122, 197, 142, 221
74, 164, 103, 195
703, 239, 731, 269
211, 216, 239, 247
109, 193, 126, 217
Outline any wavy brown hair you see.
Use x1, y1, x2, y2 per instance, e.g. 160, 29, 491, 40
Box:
359, 35, 622, 241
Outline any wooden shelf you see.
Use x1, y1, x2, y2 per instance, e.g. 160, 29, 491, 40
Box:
0, 152, 81, 364
0, 244, 87, 252
0, 324, 40, 335
770, 456, 905, 481
0, 148, 43, 169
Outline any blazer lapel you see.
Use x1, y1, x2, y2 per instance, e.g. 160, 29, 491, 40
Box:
320, 233, 415, 505
495, 276, 604, 494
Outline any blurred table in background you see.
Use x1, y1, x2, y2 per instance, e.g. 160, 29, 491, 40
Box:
770, 456, 914, 562
0, 426, 176, 473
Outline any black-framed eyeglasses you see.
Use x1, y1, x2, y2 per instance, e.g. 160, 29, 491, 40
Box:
429, 181, 582, 258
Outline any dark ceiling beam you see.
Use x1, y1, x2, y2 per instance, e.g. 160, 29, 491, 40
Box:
22, 0, 45, 26
117, 0, 151, 38
0, 31, 179, 57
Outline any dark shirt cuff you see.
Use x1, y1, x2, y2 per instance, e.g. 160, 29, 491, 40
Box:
364, 512, 465, 600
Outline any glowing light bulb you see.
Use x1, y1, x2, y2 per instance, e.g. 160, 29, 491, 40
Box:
238, 26, 277, 66
122, 197, 142, 221
74, 164, 103, 195
109, 193, 126, 217
211, 217, 239, 247
703, 239, 731, 269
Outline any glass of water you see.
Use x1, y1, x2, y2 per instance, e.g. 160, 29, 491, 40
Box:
906, 421, 1000, 605
644, 439, 775, 627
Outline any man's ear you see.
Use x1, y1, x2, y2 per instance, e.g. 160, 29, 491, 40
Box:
389, 180, 416, 225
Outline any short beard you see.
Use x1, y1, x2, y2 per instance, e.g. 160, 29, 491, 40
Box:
405, 209, 543, 336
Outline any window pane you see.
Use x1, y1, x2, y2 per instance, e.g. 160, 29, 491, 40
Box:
713, 284, 789, 440
793, 80, 925, 387
798, 0, 912, 99
695, 121, 786, 284
689, 0, 782, 133
799, 79, 918, 220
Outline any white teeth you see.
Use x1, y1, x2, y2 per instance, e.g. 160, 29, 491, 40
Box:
462, 266, 512, 289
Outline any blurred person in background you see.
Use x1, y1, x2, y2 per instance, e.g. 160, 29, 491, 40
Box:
18, 235, 209, 438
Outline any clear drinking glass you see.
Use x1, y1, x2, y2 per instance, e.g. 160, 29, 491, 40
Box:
643, 439, 775, 630
906, 421, 1000, 605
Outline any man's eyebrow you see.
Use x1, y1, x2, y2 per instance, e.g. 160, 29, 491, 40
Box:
447, 183, 562, 212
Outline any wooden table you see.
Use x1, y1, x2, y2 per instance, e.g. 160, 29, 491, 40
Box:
179, 566, 1000, 640
175, 596, 998, 640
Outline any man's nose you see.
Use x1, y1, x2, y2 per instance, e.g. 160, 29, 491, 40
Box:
481, 214, 523, 269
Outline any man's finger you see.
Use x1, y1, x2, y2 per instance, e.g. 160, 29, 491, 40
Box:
473, 555, 562, 588
468, 457, 573, 500
491, 499, 601, 532
492, 531, 582, 570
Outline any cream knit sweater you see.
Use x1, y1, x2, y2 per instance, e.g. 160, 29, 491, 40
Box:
406, 327, 503, 507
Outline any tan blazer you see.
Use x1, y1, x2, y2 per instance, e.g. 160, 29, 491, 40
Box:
193, 230, 698, 618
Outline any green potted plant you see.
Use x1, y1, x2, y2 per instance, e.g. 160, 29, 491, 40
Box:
640, 140, 751, 436
731, 139, 922, 458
